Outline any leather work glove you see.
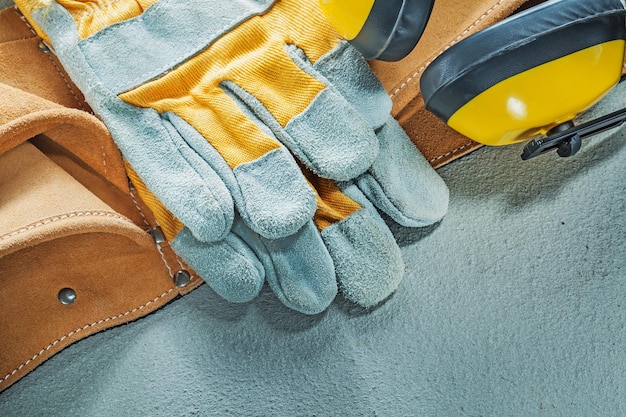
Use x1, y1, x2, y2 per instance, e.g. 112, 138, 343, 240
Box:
15, 0, 449, 313
127, 41, 449, 314
131, 101, 448, 313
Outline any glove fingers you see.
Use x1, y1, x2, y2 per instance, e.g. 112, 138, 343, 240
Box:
233, 219, 338, 315
163, 111, 317, 240
121, 76, 317, 240
312, 177, 405, 308
311, 41, 450, 227
216, 0, 379, 180
171, 227, 265, 303
222, 51, 379, 181
102, 99, 236, 243
354, 118, 450, 227
129, 177, 263, 303
311, 41, 393, 130
113, 1, 377, 183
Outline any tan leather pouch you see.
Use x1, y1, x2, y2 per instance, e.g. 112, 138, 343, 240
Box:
0, 7, 200, 392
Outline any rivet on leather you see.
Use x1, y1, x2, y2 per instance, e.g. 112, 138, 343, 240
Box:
57, 288, 76, 305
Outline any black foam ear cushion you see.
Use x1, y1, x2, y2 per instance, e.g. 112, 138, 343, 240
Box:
421, 0, 626, 123
352, 0, 435, 61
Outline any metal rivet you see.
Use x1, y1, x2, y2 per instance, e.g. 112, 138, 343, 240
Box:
37, 41, 50, 53
58, 288, 77, 305
173, 270, 191, 288
149, 227, 166, 244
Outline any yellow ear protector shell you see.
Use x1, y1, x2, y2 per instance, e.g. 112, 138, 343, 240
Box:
421, 0, 626, 156
319, 0, 435, 61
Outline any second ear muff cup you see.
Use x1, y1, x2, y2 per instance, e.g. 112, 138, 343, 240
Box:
352, 0, 435, 61
319, 0, 435, 61
421, 0, 626, 146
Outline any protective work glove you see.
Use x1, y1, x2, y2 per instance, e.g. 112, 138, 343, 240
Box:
131, 99, 449, 313
128, 42, 449, 314
15, 0, 449, 313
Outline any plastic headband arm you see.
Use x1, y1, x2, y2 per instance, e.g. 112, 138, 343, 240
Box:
521, 106, 626, 160
522, 75, 626, 160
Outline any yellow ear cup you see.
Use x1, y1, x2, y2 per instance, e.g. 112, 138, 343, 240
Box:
448, 40, 625, 146
420, 0, 626, 147
318, 0, 374, 41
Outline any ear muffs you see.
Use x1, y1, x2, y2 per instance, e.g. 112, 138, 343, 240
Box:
319, 0, 435, 61
420, 0, 626, 148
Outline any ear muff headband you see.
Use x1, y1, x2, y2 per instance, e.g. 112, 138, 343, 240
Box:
319, 0, 435, 61
421, 0, 626, 146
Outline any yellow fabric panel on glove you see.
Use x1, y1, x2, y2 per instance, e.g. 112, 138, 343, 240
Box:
118, 0, 338, 169
125, 162, 183, 242
18, 0, 159, 41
